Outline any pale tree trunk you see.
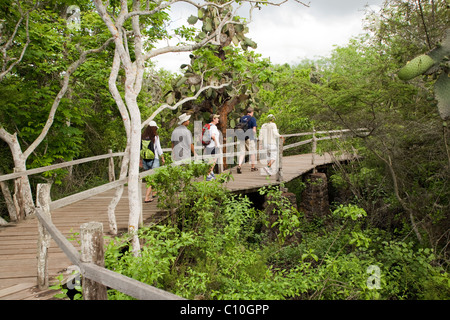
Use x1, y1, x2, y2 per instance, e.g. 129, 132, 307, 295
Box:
105, 50, 132, 236
93, 0, 144, 253
93, 0, 300, 255
93, 0, 240, 255
126, 2, 146, 253
124, 74, 143, 253
0, 172, 18, 222
0, 216, 7, 226
0, 129, 35, 220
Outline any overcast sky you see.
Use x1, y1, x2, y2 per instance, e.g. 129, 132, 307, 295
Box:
151, 0, 384, 73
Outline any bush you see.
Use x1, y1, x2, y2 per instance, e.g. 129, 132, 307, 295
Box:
104, 163, 450, 300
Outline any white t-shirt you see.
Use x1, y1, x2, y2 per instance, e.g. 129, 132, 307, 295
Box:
171, 125, 193, 161
206, 123, 220, 148
153, 136, 163, 160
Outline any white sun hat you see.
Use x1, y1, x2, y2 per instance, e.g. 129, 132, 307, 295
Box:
148, 120, 158, 128
178, 113, 191, 125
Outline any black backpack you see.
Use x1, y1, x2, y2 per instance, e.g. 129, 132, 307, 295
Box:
235, 116, 251, 131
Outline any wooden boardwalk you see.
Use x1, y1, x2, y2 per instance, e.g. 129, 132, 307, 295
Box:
0, 152, 353, 300
0, 184, 163, 300
224, 152, 353, 193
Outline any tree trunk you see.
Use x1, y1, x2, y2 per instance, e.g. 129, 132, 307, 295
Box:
11, 158, 35, 221
125, 93, 143, 256
0, 130, 35, 221
0, 170, 18, 221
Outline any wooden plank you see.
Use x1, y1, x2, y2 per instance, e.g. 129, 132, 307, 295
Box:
0, 283, 35, 299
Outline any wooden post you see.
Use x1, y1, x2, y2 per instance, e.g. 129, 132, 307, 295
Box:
80, 222, 108, 300
311, 127, 317, 173
108, 149, 115, 182
138, 180, 143, 226
218, 148, 223, 174
36, 183, 52, 290
276, 137, 283, 182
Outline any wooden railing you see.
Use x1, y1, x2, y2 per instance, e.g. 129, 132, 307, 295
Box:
35, 184, 183, 300
0, 127, 368, 300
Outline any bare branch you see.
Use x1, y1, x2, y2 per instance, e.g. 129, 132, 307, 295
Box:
141, 81, 231, 128
109, 50, 131, 136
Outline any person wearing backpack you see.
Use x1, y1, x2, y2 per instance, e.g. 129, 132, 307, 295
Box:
203, 114, 221, 181
236, 107, 258, 174
141, 121, 165, 203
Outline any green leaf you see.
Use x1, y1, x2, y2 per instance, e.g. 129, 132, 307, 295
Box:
187, 15, 198, 25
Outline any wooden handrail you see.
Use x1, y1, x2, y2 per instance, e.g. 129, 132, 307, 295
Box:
35, 187, 185, 300
0, 128, 369, 211
0, 152, 125, 182
0, 128, 369, 183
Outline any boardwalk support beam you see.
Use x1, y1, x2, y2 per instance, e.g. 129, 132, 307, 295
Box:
276, 137, 283, 182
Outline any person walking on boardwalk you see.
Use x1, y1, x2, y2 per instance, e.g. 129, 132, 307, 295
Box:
203, 114, 221, 181
259, 114, 283, 175
141, 121, 165, 203
171, 113, 196, 163
236, 107, 258, 173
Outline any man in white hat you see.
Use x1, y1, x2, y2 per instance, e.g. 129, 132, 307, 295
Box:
171, 113, 196, 162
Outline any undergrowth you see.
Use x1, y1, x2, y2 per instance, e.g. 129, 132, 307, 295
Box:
97, 163, 449, 300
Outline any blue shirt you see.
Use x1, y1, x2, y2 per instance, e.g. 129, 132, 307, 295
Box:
240, 115, 257, 140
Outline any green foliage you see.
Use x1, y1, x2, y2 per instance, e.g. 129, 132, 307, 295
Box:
49, 272, 83, 300
0, 2, 120, 171
105, 224, 196, 300
397, 29, 450, 120
333, 203, 367, 221
259, 185, 302, 244
104, 164, 450, 300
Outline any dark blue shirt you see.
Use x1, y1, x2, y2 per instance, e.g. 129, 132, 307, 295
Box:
240, 115, 257, 140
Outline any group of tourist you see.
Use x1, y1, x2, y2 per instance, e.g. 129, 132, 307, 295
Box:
140, 107, 283, 203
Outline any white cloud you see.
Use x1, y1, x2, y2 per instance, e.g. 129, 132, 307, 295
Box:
150, 0, 383, 72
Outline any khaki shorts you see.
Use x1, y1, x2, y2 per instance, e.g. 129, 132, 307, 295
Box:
238, 139, 257, 163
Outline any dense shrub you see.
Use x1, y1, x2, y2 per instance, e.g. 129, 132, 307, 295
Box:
103, 163, 449, 300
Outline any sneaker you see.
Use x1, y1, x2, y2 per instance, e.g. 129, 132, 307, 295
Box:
206, 173, 215, 181
237, 166, 242, 174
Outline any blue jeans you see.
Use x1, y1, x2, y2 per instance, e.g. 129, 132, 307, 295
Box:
143, 158, 160, 170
